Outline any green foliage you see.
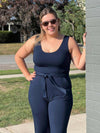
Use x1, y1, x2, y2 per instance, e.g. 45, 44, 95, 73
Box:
0, 68, 34, 75
53, 0, 86, 43
71, 74, 86, 114
0, 31, 20, 43
1, 0, 85, 43
0, 31, 10, 43
0, 77, 32, 127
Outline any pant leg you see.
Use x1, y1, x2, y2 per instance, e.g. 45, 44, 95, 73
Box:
48, 97, 73, 133
28, 76, 50, 133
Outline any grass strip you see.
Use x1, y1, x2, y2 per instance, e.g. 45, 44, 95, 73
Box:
0, 68, 34, 75
0, 74, 85, 127
0, 43, 23, 55
0, 68, 77, 75
0, 43, 82, 55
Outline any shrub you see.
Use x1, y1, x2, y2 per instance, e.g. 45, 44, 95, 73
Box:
0, 31, 20, 43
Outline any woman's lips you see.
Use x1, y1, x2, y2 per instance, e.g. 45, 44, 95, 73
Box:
48, 28, 55, 31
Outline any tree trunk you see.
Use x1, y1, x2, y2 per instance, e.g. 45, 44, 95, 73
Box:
2, 25, 4, 31
23, 32, 28, 42
72, 22, 75, 38
65, 19, 75, 38
20, 31, 28, 43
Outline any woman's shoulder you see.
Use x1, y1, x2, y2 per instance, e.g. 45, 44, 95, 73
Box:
63, 35, 74, 43
29, 34, 38, 42
68, 36, 77, 45
68, 36, 79, 53
30, 34, 41, 46
64, 35, 73, 39
63, 35, 77, 54
63, 35, 73, 41
23, 34, 39, 51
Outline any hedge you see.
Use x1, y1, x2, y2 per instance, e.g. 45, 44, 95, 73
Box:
0, 31, 20, 43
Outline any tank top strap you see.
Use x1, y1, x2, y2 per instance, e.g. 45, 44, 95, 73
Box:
61, 36, 70, 53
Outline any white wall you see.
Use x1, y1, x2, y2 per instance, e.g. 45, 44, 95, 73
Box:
86, 0, 100, 132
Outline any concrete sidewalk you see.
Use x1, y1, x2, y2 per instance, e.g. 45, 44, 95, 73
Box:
0, 113, 86, 133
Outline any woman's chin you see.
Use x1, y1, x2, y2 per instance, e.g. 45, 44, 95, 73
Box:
47, 30, 57, 36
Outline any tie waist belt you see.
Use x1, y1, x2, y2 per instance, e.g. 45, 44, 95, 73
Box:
36, 71, 68, 78
35, 71, 71, 101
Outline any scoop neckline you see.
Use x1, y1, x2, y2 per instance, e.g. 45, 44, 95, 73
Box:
40, 35, 65, 54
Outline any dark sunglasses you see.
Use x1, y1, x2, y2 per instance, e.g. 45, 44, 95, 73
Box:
41, 19, 57, 26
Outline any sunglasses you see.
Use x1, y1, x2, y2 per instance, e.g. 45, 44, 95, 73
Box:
41, 19, 57, 26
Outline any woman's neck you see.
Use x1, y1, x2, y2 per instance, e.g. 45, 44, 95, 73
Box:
45, 32, 62, 41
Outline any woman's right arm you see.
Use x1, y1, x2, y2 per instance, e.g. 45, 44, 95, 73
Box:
15, 36, 36, 81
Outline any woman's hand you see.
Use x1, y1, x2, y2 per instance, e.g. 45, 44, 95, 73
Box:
83, 32, 87, 45
26, 71, 36, 81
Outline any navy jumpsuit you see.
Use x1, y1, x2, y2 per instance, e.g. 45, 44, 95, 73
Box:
28, 36, 73, 133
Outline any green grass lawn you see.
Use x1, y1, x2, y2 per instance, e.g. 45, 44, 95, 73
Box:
0, 68, 34, 75
0, 43, 23, 55
0, 43, 82, 55
0, 67, 77, 75
0, 74, 85, 127
70, 74, 86, 114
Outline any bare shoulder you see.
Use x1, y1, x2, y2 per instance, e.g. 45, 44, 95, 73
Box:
15, 35, 38, 59
23, 35, 37, 53
24, 35, 36, 48
68, 36, 78, 47
68, 36, 79, 53
29, 34, 37, 42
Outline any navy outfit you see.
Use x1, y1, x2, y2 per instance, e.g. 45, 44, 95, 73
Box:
28, 36, 73, 133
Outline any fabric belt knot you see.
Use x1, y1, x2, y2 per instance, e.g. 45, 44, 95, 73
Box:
36, 71, 69, 101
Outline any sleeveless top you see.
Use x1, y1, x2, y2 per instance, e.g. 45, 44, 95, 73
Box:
33, 36, 71, 75
31, 36, 72, 101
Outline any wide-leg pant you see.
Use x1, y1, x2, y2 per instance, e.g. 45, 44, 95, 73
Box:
28, 72, 73, 133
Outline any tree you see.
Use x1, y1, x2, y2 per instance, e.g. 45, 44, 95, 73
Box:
0, 0, 11, 31
53, 0, 86, 43
0, 0, 59, 42
0, 0, 70, 42
8, 0, 37, 42
76, 0, 86, 10
0, 0, 34, 42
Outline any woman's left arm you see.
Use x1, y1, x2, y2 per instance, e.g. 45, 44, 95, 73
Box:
69, 33, 87, 70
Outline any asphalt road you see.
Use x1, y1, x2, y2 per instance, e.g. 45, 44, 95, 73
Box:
0, 54, 34, 70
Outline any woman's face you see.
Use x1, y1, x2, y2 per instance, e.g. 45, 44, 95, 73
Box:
41, 13, 59, 36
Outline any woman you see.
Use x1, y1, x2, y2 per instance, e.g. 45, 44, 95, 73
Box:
15, 7, 86, 133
